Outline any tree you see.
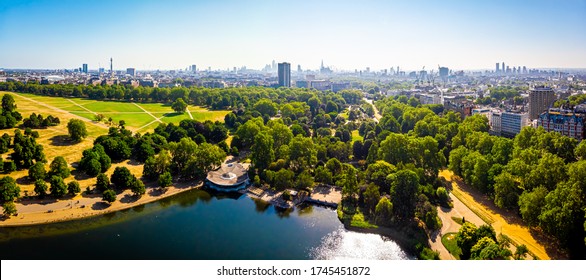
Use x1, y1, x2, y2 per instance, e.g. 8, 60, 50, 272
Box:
456, 222, 478, 260
339, 164, 359, 200
131, 178, 146, 197
28, 162, 46, 181
67, 181, 81, 195
2, 94, 16, 112
96, 173, 111, 192
48, 156, 70, 178
49, 175, 68, 198
514, 244, 529, 260
67, 119, 87, 142
289, 135, 317, 171
2, 201, 17, 217
389, 170, 419, 221
374, 196, 393, 226
102, 189, 116, 203
143, 150, 172, 180
493, 172, 519, 210
34, 179, 48, 198
0, 176, 20, 202
365, 160, 396, 193
171, 98, 188, 113
251, 131, 274, 172
158, 171, 172, 188
363, 184, 380, 214
254, 98, 278, 117
518, 187, 548, 226
111, 166, 133, 189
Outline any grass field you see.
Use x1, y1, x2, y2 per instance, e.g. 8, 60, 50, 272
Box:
0, 91, 230, 196
5, 92, 230, 133
441, 232, 461, 259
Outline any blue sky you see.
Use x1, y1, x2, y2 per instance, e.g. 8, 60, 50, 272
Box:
0, 0, 584, 70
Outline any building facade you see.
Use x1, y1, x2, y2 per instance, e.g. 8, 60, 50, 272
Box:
126, 68, 135, 77
529, 86, 556, 120
278, 62, 291, 87
501, 111, 529, 137
537, 106, 586, 141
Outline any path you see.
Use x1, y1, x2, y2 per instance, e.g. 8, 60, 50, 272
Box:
66, 99, 96, 116
363, 98, 381, 122
186, 107, 194, 120
429, 192, 486, 260
12, 93, 109, 130
132, 102, 163, 123
439, 170, 559, 260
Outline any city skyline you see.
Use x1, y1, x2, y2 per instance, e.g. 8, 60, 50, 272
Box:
0, 0, 585, 70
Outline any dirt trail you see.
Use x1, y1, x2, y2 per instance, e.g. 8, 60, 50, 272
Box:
438, 170, 560, 260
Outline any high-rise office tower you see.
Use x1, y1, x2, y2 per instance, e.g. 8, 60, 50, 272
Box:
126, 68, 136, 77
502, 62, 506, 74
191, 65, 197, 73
82, 64, 88, 73
278, 62, 291, 88
529, 86, 556, 120
495, 62, 500, 73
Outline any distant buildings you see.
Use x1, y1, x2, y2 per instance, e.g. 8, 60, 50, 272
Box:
190, 65, 197, 73
126, 68, 136, 77
278, 62, 291, 87
529, 86, 556, 120
82, 64, 88, 74
537, 105, 586, 141
495, 62, 500, 73
331, 82, 350, 93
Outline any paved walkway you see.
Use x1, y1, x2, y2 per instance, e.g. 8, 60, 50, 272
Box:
186, 107, 194, 119
132, 102, 162, 123
66, 99, 95, 116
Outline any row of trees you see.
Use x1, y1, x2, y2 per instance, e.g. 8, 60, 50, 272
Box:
448, 120, 586, 256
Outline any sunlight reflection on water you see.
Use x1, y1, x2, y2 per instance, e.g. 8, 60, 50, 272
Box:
310, 228, 409, 260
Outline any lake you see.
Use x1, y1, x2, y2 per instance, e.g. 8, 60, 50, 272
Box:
0, 189, 409, 260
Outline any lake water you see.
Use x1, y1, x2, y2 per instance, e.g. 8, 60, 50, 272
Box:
0, 189, 409, 260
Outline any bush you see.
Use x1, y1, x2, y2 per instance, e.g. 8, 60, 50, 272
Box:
49, 175, 68, 198
158, 172, 172, 188
2, 201, 17, 217
131, 178, 145, 196
34, 179, 48, 198
28, 162, 46, 181
96, 173, 110, 192
48, 156, 70, 178
102, 189, 116, 203
0, 176, 20, 202
67, 181, 81, 195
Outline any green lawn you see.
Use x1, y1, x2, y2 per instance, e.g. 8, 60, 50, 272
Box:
441, 232, 461, 259
8, 92, 229, 133
83, 101, 143, 113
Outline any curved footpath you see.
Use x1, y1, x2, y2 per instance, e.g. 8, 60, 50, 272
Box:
430, 170, 557, 260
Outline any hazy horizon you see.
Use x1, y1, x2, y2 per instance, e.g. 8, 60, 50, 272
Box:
1, 0, 585, 71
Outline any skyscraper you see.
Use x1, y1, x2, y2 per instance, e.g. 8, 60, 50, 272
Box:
82, 63, 88, 73
278, 62, 291, 88
529, 86, 556, 120
191, 65, 197, 73
495, 62, 500, 73
502, 62, 506, 74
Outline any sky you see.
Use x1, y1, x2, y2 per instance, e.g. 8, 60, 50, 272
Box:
0, 0, 585, 71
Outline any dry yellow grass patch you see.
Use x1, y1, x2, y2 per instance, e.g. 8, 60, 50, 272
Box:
439, 169, 560, 260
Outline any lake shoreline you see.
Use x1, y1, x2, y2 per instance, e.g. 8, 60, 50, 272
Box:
0, 180, 204, 228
